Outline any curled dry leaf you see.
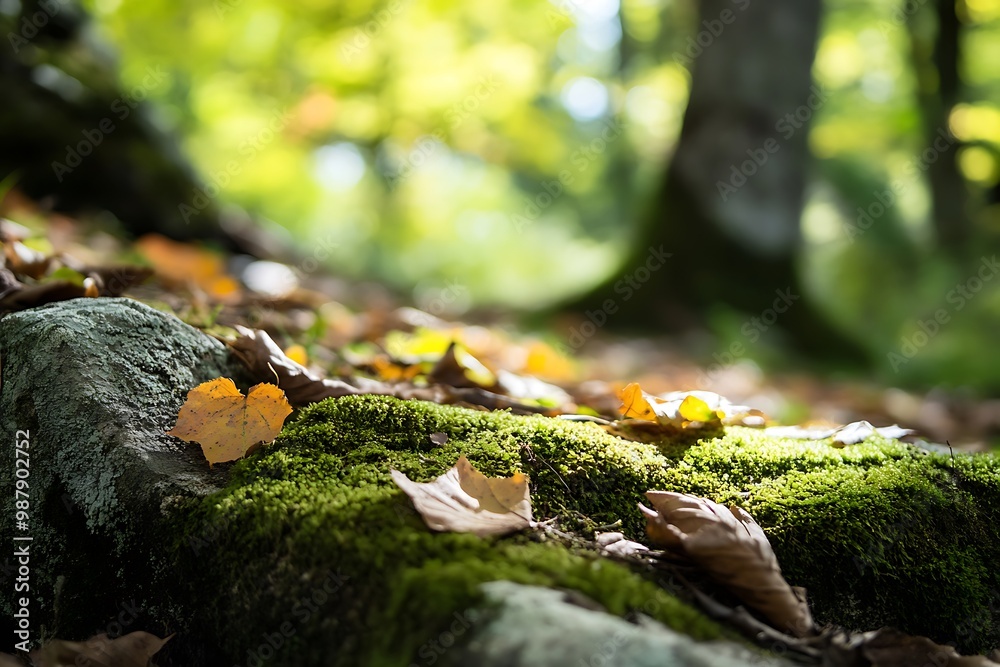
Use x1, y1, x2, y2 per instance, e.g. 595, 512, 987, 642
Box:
166, 377, 292, 466
764, 420, 913, 446
639, 491, 814, 638
230, 325, 374, 405
860, 627, 999, 666
595, 531, 649, 558
391, 456, 533, 537
31, 631, 171, 667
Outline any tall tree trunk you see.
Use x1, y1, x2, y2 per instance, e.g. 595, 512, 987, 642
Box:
571, 0, 867, 363
908, 0, 970, 258
0, 0, 226, 244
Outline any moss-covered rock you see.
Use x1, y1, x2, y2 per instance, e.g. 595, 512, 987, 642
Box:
177, 394, 1000, 663
4, 299, 998, 666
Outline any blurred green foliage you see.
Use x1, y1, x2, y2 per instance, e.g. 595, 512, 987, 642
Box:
83, 0, 1000, 390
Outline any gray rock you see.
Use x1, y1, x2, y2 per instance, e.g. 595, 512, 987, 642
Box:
0, 298, 234, 648
0, 298, 778, 666
447, 582, 795, 667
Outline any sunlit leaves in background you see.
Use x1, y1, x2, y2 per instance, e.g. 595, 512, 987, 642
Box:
85, 0, 694, 308
85, 0, 1000, 388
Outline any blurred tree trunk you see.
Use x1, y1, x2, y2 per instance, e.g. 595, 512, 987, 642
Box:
572, 0, 867, 362
907, 0, 970, 258
0, 0, 226, 244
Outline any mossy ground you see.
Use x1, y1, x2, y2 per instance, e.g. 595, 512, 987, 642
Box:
170, 395, 1000, 665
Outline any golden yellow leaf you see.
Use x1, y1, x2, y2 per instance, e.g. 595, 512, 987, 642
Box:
677, 395, 716, 423
617, 382, 657, 420
284, 344, 308, 366
166, 378, 292, 466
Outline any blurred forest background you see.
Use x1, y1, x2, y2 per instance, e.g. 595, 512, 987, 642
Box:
3, 0, 1000, 393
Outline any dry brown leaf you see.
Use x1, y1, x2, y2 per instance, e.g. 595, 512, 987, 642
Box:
861, 627, 999, 666
230, 326, 373, 405
391, 456, 533, 537
31, 631, 171, 667
0, 267, 22, 300
595, 531, 649, 558
639, 491, 814, 638
166, 377, 292, 466
4, 240, 51, 279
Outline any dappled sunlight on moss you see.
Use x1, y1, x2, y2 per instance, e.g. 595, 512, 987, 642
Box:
171, 395, 1000, 663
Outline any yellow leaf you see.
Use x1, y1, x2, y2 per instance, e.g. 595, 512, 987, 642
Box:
678, 395, 716, 423
166, 378, 292, 466
617, 382, 657, 421
284, 344, 308, 366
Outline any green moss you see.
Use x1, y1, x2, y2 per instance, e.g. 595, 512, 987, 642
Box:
169, 395, 1000, 664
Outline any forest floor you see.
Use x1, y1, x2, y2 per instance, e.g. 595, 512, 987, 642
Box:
2, 188, 996, 454
4, 190, 1000, 666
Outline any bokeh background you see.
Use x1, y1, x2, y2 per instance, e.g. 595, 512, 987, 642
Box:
3, 0, 1000, 392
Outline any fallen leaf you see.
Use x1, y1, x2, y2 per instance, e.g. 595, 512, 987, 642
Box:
639, 491, 814, 637
284, 343, 308, 366
4, 239, 51, 279
0, 267, 22, 300
135, 234, 239, 302
31, 631, 171, 667
428, 341, 497, 389
166, 377, 292, 466
764, 420, 913, 446
391, 456, 533, 537
613, 384, 765, 441
595, 531, 649, 558
230, 326, 370, 405
230, 326, 551, 414
860, 627, 999, 666
495, 369, 573, 406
